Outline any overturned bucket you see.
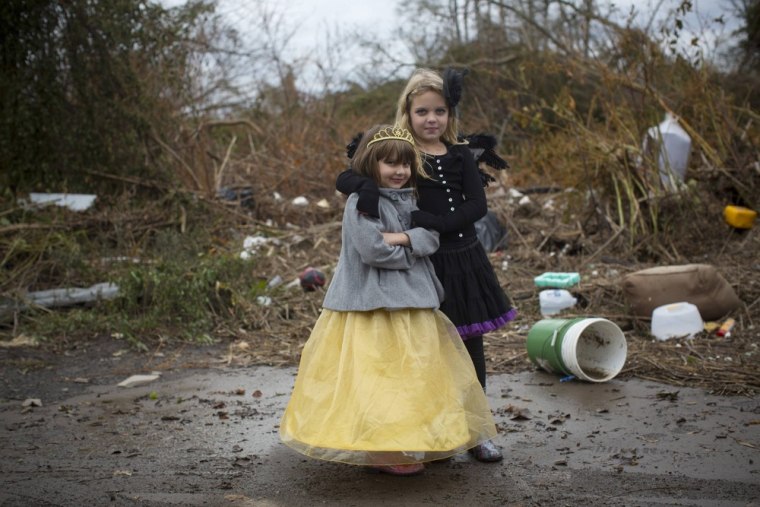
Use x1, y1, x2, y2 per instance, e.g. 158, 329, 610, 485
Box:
526, 318, 627, 382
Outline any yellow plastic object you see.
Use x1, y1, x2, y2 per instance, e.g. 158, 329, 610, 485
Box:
723, 205, 757, 229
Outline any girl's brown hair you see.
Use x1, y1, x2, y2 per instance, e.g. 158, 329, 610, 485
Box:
350, 124, 424, 188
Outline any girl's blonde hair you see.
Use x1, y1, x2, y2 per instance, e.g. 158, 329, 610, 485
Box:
350, 124, 424, 188
395, 68, 460, 145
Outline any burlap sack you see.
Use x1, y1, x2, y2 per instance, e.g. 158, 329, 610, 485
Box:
621, 264, 741, 321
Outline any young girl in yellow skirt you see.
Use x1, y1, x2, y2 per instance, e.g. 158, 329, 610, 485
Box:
279, 124, 498, 476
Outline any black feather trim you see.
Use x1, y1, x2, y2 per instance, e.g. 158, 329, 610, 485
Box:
462, 133, 497, 150
346, 132, 363, 159
478, 169, 497, 187
462, 132, 509, 170
443, 67, 468, 109
478, 151, 509, 170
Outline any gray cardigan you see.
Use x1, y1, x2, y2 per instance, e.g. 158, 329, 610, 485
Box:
322, 188, 444, 311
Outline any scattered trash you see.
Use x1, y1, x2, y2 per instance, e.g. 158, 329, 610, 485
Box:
284, 278, 302, 290
716, 318, 736, 338
703, 321, 720, 333
0, 283, 119, 320
217, 186, 254, 208
534, 272, 580, 288
27, 192, 97, 211
0, 335, 38, 348
299, 267, 326, 292
22, 398, 42, 408
475, 210, 508, 252
539, 289, 577, 316
266, 275, 283, 290
117, 373, 161, 388
273, 191, 283, 201
642, 112, 691, 191
526, 317, 627, 382
240, 234, 276, 260
316, 198, 330, 209
650, 302, 704, 341
27, 282, 119, 308
256, 296, 272, 306
292, 196, 309, 206
621, 264, 740, 321
723, 205, 757, 229
243, 235, 268, 252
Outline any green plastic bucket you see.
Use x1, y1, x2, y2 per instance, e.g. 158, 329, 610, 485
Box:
526, 318, 627, 382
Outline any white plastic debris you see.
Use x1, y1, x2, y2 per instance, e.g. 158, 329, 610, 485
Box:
240, 234, 271, 260
22, 398, 42, 408
292, 196, 309, 206
316, 198, 330, 209
28, 193, 97, 211
256, 296, 272, 306
266, 275, 283, 289
243, 235, 268, 251
117, 373, 160, 388
643, 112, 692, 191
26, 282, 119, 308
273, 191, 283, 201
1, 283, 119, 320
284, 278, 301, 289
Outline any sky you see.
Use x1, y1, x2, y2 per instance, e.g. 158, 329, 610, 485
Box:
246, 0, 740, 52
162, 0, 743, 90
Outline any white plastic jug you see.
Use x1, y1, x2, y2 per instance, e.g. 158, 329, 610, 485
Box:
651, 302, 703, 341
539, 289, 577, 316
643, 113, 691, 191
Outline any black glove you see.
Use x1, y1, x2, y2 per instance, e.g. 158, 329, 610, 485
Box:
336, 169, 380, 217
356, 182, 380, 218
411, 210, 445, 232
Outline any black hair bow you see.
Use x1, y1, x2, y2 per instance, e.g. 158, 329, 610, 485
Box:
443, 67, 469, 110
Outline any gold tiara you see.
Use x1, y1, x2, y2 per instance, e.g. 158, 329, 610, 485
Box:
367, 126, 415, 147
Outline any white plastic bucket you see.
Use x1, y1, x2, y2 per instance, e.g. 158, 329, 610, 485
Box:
560, 318, 628, 382
527, 318, 628, 383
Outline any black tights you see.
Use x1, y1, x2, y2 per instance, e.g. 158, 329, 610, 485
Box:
464, 335, 486, 389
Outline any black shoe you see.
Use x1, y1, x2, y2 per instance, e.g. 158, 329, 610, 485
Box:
469, 440, 503, 462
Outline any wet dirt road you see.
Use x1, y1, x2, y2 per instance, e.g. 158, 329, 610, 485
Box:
1, 356, 759, 506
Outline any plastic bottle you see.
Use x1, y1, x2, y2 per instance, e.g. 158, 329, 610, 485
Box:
642, 113, 691, 191
539, 289, 577, 316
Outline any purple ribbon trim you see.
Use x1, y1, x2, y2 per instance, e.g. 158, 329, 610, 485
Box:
458, 308, 518, 339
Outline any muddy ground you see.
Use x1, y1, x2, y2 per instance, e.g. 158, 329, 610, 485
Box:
1, 337, 758, 507
2, 183, 760, 505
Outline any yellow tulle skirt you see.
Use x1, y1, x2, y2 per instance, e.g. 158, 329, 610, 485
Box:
279, 308, 498, 465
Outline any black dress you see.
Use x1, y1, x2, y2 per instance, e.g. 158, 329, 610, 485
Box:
337, 143, 516, 339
